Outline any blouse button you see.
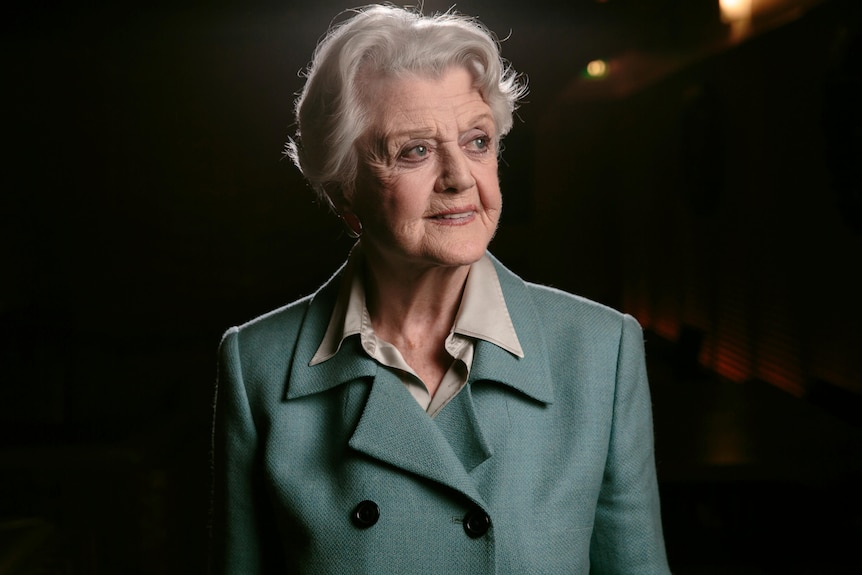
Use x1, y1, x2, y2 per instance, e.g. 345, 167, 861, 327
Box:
351, 500, 380, 529
462, 508, 491, 538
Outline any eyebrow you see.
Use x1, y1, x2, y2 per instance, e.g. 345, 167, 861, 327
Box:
385, 128, 436, 143
385, 113, 497, 143
465, 113, 495, 129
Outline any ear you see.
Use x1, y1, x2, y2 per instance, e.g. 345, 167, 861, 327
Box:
323, 183, 351, 214
323, 183, 362, 237
341, 212, 363, 238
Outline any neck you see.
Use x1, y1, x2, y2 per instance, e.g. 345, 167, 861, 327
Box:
361, 254, 471, 348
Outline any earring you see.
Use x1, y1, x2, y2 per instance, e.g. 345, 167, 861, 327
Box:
341, 212, 363, 238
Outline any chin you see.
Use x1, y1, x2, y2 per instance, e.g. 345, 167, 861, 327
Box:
427, 241, 489, 268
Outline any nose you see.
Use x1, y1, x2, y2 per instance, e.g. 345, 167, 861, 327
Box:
434, 147, 476, 194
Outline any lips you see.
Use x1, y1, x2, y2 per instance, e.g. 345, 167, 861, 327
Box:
428, 207, 477, 221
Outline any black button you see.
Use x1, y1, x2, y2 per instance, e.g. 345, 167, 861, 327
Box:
462, 508, 491, 538
351, 500, 379, 529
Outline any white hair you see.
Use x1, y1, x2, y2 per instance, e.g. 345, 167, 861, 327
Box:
284, 4, 527, 209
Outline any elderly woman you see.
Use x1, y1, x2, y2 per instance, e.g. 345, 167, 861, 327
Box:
212, 5, 670, 574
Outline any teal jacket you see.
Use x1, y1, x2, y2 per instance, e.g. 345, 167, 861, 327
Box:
212, 254, 670, 574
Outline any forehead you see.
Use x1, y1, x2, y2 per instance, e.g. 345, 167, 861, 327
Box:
362, 67, 493, 133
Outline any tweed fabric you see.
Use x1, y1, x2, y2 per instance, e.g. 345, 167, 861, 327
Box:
211, 253, 671, 574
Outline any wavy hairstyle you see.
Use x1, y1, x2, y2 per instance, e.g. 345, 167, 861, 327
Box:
284, 4, 527, 209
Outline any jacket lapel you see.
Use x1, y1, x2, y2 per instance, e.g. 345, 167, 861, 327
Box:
432, 384, 494, 472
348, 368, 488, 508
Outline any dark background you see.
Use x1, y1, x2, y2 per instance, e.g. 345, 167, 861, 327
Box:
2, 0, 861, 573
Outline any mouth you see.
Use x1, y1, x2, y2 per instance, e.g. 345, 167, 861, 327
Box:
432, 212, 474, 219
428, 208, 477, 223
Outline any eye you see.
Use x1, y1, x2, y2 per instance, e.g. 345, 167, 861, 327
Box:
466, 134, 492, 154
399, 144, 429, 162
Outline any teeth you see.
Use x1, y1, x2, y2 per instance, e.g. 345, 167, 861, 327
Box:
437, 212, 471, 219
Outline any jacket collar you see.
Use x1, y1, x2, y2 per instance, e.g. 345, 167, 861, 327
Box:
285, 261, 378, 400
469, 253, 555, 405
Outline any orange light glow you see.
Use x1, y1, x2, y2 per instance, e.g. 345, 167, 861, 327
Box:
719, 0, 753, 22
586, 59, 609, 78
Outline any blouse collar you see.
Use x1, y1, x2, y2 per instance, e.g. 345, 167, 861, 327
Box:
310, 246, 523, 366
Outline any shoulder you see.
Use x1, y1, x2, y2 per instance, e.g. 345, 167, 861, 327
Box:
489, 255, 647, 410
488, 253, 646, 394
489, 253, 640, 342
226, 294, 315, 350
525, 281, 628, 324
523, 281, 643, 371
217, 295, 317, 399
219, 265, 343, 382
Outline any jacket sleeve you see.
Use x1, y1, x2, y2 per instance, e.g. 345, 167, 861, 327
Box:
589, 314, 671, 574
211, 327, 286, 575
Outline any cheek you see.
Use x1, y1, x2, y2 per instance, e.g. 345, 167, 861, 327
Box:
479, 170, 503, 210
353, 167, 402, 219
385, 173, 433, 212
362, 175, 428, 231
352, 166, 382, 213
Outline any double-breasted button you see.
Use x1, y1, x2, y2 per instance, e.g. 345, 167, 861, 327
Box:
351, 500, 380, 529
462, 508, 491, 538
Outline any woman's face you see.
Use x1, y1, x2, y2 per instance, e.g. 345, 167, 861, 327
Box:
351, 66, 502, 272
